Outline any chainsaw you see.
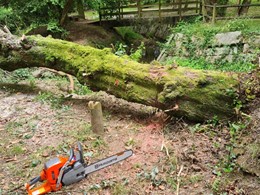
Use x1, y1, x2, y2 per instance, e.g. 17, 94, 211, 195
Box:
25, 142, 133, 195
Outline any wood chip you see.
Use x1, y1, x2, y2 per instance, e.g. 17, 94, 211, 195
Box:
42, 152, 49, 157
159, 185, 165, 190
5, 156, 17, 162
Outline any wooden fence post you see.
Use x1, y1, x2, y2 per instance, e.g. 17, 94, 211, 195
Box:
178, 0, 182, 20
88, 101, 104, 135
98, 4, 102, 25
137, 0, 142, 18
199, 0, 202, 15
118, 0, 121, 20
159, 0, 162, 22
212, 3, 217, 24
201, 0, 207, 22
195, 0, 199, 13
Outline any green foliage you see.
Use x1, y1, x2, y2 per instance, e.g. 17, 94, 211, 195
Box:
142, 0, 158, 4
115, 27, 143, 43
10, 145, 24, 155
35, 92, 66, 109
222, 122, 247, 173
137, 167, 166, 187
47, 21, 69, 38
114, 42, 127, 56
130, 42, 145, 62
99, 0, 128, 19
12, 68, 33, 80
84, 0, 100, 10
113, 40, 145, 62
0, 0, 66, 34
0, 7, 24, 32
212, 178, 221, 193
164, 57, 256, 72
74, 81, 92, 95
163, 18, 259, 72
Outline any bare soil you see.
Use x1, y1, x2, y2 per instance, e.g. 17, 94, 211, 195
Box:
0, 22, 259, 195
0, 72, 259, 195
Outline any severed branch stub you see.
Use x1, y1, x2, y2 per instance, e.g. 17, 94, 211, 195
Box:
88, 101, 104, 135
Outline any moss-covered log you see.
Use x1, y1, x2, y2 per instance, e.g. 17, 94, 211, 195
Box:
0, 30, 241, 121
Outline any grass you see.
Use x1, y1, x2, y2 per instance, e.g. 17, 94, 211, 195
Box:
84, 10, 99, 20
114, 27, 143, 42
10, 145, 24, 155
163, 18, 259, 72
35, 92, 66, 109
173, 18, 260, 36
164, 57, 257, 72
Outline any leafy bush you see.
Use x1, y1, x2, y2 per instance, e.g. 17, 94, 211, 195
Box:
47, 21, 69, 39
130, 42, 145, 62
162, 18, 259, 72
0, 7, 24, 32
115, 27, 143, 43
1, 0, 65, 34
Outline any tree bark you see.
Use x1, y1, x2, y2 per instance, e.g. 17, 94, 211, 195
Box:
76, 0, 85, 19
238, 0, 251, 16
0, 30, 247, 122
60, 0, 75, 26
204, 0, 229, 17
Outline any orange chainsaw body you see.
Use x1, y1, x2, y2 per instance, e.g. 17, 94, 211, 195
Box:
26, 156, 68, 195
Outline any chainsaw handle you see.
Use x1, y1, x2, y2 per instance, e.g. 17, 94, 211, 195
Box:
29, 176, 41, 186
69, 148, 74, 162
77, 142, 84, 163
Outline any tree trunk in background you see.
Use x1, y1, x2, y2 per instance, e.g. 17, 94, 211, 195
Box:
76, 0, 85, 19
204, 0, 229, 17
60, 0, 74, 26
238, 0, 251, 16
1, 30, 256, 122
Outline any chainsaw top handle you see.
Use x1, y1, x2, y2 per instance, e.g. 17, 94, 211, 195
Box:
77, 141, 84, 164
68, 148, 74, 162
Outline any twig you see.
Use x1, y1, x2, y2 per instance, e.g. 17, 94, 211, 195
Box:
3, 25, 11, 35
6, 184, 24, 194
161, 140, 170, 158
43, 68, 75, 92
176, 165, 184, 195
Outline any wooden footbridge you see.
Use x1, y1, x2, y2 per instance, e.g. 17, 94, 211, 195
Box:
98, 0, 202, 26
94, 0, 260, 26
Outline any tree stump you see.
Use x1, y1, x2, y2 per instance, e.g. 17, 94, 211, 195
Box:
88, 101, 104, 135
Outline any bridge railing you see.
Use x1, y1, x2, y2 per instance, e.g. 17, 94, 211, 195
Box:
98, 0, 202, 22
202, 1, 260, 24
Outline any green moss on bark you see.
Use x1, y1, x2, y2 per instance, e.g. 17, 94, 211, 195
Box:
0, 35, 241, 121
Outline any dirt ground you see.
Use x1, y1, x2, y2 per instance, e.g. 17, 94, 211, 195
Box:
0, 70, 259, 195
0, 22, 259, 194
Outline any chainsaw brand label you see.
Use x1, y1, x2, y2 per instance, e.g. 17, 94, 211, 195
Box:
95, 157, 117, 169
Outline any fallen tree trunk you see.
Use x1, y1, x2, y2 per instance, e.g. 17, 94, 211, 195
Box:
0, 30, 243, 121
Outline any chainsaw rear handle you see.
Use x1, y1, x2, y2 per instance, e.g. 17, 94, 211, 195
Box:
25, 176, 42, 191
29, 176, 41, 186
